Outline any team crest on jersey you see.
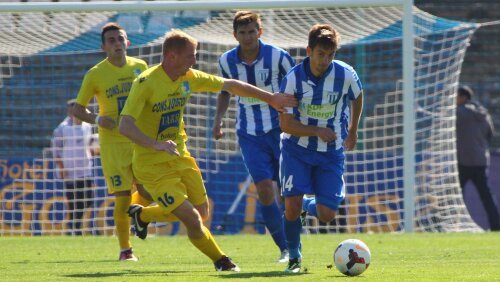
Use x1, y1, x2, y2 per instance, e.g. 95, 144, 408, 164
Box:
257, 69, 269, 82
133, 68, 142, 77
327, 91, 341, 104
181, 81, 190, 97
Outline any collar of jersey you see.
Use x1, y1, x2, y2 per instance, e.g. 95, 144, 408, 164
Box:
232, 39, 265, 65
302, 57, 334, 85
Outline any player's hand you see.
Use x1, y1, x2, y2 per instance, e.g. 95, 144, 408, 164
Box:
212, 121, 224, 140
316, 127, 337, 143
153, 140, 179, 156
344, 131, 357, 151
270, 93, 297, 113
97, 116, 117, 130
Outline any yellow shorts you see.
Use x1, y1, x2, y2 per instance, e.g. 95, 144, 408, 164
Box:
132, 156, 208, 214
100, 142, 136, 194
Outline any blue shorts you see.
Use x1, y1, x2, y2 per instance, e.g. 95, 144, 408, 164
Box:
280, 141, 345, 210
237, 128, 281, 185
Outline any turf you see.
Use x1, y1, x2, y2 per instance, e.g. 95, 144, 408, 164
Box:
1, 232, 499, 281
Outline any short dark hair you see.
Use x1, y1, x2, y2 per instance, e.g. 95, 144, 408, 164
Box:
308, 24, 340, 51
458, 85, 473, 100
233, 11, 261, 33
101, 22, 125, 44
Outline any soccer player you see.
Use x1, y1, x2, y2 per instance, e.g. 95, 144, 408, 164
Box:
73, 23, 154, 261
279, 24, 363, 273
119, 29, 296, 271
213, 10, 294, 263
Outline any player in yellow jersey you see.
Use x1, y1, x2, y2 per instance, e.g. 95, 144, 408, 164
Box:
73, 23, 154, 261
119, 29, 297, 271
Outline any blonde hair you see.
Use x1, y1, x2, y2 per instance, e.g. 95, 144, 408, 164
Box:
162, 29, 198, 54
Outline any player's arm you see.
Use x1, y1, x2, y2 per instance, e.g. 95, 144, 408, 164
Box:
344, 92, 363, 151
119, 115, 179, 156
212, 92, 231, 140
222, 79, 297, 112
280, 113, 336, 143
73, 104, 116, 130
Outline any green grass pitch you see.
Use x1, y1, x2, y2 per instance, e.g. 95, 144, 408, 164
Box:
1, 232, 499, 281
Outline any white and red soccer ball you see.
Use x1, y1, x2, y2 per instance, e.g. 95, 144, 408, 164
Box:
333, 239, 371, 276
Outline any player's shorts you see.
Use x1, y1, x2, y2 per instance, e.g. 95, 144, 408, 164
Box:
99, 142, 136, 194
132, 156, 208, 214
237, 128, 281, 185
279, 141, 345, 210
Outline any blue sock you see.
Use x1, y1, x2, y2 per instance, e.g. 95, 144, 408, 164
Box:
302, 197, 318, 217
261, 202, 287, 251
284, 217, 302, 259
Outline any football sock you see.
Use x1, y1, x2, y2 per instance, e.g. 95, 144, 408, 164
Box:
284, 217, 302, 259
189, 225, 225, 262
141, 205, 179, 223
131, 191, 153, 207
302, 197, 318, 217
114, 195, 132, 249
261, 202, 287, 251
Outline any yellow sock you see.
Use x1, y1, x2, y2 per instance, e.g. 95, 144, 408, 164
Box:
189, 225, 225, 262
131, 191, 153, 207
141, 205, 180, 223
114, 195, 132, 250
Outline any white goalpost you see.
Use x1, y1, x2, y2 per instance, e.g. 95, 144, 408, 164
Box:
0, 0, 482, 236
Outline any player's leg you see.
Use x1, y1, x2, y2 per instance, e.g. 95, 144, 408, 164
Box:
132, 158, 239, 271
302, 195, 318, 218
131, 183, 154, 207
239, 130, 287, 260
100, 143, 137, 261
280, 144, 314, 273
113, 191, 136, 259
313, 149, 346, 224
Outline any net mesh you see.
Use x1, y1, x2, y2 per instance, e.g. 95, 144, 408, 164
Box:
0, 5, 482, 236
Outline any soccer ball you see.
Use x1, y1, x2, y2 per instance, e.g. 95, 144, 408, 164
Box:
333, 239, 371, 276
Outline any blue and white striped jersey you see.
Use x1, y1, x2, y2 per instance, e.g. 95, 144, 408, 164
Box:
219, 40, 294, 136
280, 57, 363, 152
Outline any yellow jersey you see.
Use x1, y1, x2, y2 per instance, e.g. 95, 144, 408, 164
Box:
76, 56, 148, 144
121, 65, 224, 166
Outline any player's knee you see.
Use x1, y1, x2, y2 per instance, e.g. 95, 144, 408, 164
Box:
317, 207, 336, 223
255, 180, 276, 205
284, 200, 302, 221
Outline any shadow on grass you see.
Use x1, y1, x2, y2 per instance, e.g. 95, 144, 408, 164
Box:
64, 269, 190, 278
212, 270, 309, 279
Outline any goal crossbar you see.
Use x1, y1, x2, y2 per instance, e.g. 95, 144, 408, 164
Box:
0, 0, 406, 13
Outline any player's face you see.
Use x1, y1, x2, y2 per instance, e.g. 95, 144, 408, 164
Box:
307, 45, 335, 77
101, 29, 129, 59
234, 21, 261, 53
173, 43, 197, 76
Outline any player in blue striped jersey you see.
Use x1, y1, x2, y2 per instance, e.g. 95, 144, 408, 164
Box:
213, 11, 294, 263
279, 24, 363, 273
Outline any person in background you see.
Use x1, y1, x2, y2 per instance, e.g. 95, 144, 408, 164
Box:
456, 85, 499, 231
52, 99, 96, 235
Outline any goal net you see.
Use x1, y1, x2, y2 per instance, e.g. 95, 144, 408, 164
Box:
0, 1, 482, 236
